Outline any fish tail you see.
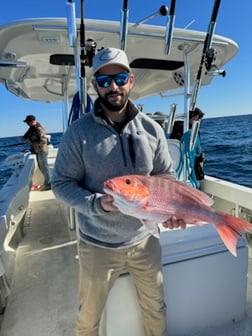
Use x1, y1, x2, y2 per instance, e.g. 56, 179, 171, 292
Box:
213, 213, 252, 257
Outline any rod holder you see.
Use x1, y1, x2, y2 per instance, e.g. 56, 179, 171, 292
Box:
120, 8, 129, 50
167, 103, 177, 134
66, 0, 77, 48
189, 120, 200, 151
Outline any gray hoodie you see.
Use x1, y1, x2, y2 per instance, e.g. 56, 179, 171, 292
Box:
52, 99, 174, 248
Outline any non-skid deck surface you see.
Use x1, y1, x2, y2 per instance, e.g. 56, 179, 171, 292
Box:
0, 190, 78, 336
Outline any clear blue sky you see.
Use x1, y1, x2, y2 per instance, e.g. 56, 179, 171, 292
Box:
0, 0, 251, 137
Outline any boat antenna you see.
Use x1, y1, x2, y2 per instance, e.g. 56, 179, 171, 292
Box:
190, 0, 221, 111
183, 19, 195, 30
120, 0, 129, 50
164, 0, 176, 55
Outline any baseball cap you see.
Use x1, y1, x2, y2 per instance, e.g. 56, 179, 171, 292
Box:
92, 48, 130, 74
23, 115, 36, 123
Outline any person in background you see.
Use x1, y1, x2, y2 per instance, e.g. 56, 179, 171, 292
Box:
189, 107, 204, 128
152, 111, 169, 138
153, 111, 166, 129
22, 115, 51, 191
170, 107, 204, 140
145, 112, 166, 129
52, 47, 186, 336
188, 108, 205, 180
170, 107, 205, 181
169, 119, 183, 140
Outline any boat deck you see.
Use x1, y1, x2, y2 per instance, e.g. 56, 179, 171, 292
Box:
1, 189, 252, 336
0, 190, 78, 336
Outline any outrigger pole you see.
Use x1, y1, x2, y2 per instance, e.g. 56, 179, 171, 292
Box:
190, 0, 221, 111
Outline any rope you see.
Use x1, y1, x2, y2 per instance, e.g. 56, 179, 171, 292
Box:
176, 130, 202, 189
68, 92, 93, 126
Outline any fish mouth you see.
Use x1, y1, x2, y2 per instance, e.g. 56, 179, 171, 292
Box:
104, 179, 114, 191
104, 180, 118, 197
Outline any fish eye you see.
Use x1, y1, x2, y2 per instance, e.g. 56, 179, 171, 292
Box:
125, 178, 131, 185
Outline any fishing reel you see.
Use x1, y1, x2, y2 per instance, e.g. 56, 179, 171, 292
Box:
204, 48, 226, 77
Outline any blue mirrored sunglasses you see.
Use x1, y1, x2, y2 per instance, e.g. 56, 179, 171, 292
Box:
95, 72, 129, 88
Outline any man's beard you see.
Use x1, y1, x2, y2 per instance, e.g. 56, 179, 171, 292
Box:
98, 90, 129, 112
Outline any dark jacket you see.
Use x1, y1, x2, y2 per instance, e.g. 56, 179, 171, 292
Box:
23, 121, 48, 153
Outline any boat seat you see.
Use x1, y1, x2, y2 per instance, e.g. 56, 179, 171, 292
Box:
167, 139, 181, 174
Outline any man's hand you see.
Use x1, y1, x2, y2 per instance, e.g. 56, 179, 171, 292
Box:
162, 215, 186, 230
100, 194, 118, 212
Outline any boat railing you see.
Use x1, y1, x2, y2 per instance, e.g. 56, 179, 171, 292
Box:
0, 155, 35, 252
201, 175, 252, 237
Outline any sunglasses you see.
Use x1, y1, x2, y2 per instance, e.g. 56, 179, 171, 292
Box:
95, 72, 129, 88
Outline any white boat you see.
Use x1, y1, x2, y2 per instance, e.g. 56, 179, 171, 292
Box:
0, 1, 252, 335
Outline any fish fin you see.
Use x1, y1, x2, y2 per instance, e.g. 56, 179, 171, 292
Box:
213, 224, 239, 257
213, 213, 252, 257
148, 174, 214, 207
175, 181, 214, 207
142, 220, 160, 239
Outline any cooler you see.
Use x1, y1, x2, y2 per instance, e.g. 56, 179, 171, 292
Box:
99, 225, 248, 336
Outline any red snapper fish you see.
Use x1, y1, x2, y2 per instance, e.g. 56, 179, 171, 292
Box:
104, 174, 252, 257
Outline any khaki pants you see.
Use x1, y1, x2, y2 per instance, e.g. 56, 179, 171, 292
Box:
76, 235, 166, 336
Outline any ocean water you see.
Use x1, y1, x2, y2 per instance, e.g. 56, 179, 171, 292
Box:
0, 114, 251, 190
200, 114, 252, 188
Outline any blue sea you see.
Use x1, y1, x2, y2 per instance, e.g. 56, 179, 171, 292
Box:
0, 114, 252, 190
200, 114, 252, 188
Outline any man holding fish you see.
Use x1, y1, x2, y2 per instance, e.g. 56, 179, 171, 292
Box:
51, 47, 188, 336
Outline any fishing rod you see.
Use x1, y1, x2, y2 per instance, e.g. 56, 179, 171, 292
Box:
120, 0, 129, 50
66, 0, 96, 126
190, 0, 221, 111
164, 0, 176, 55
79, 0, 87, 114
78, 0, 96, 114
